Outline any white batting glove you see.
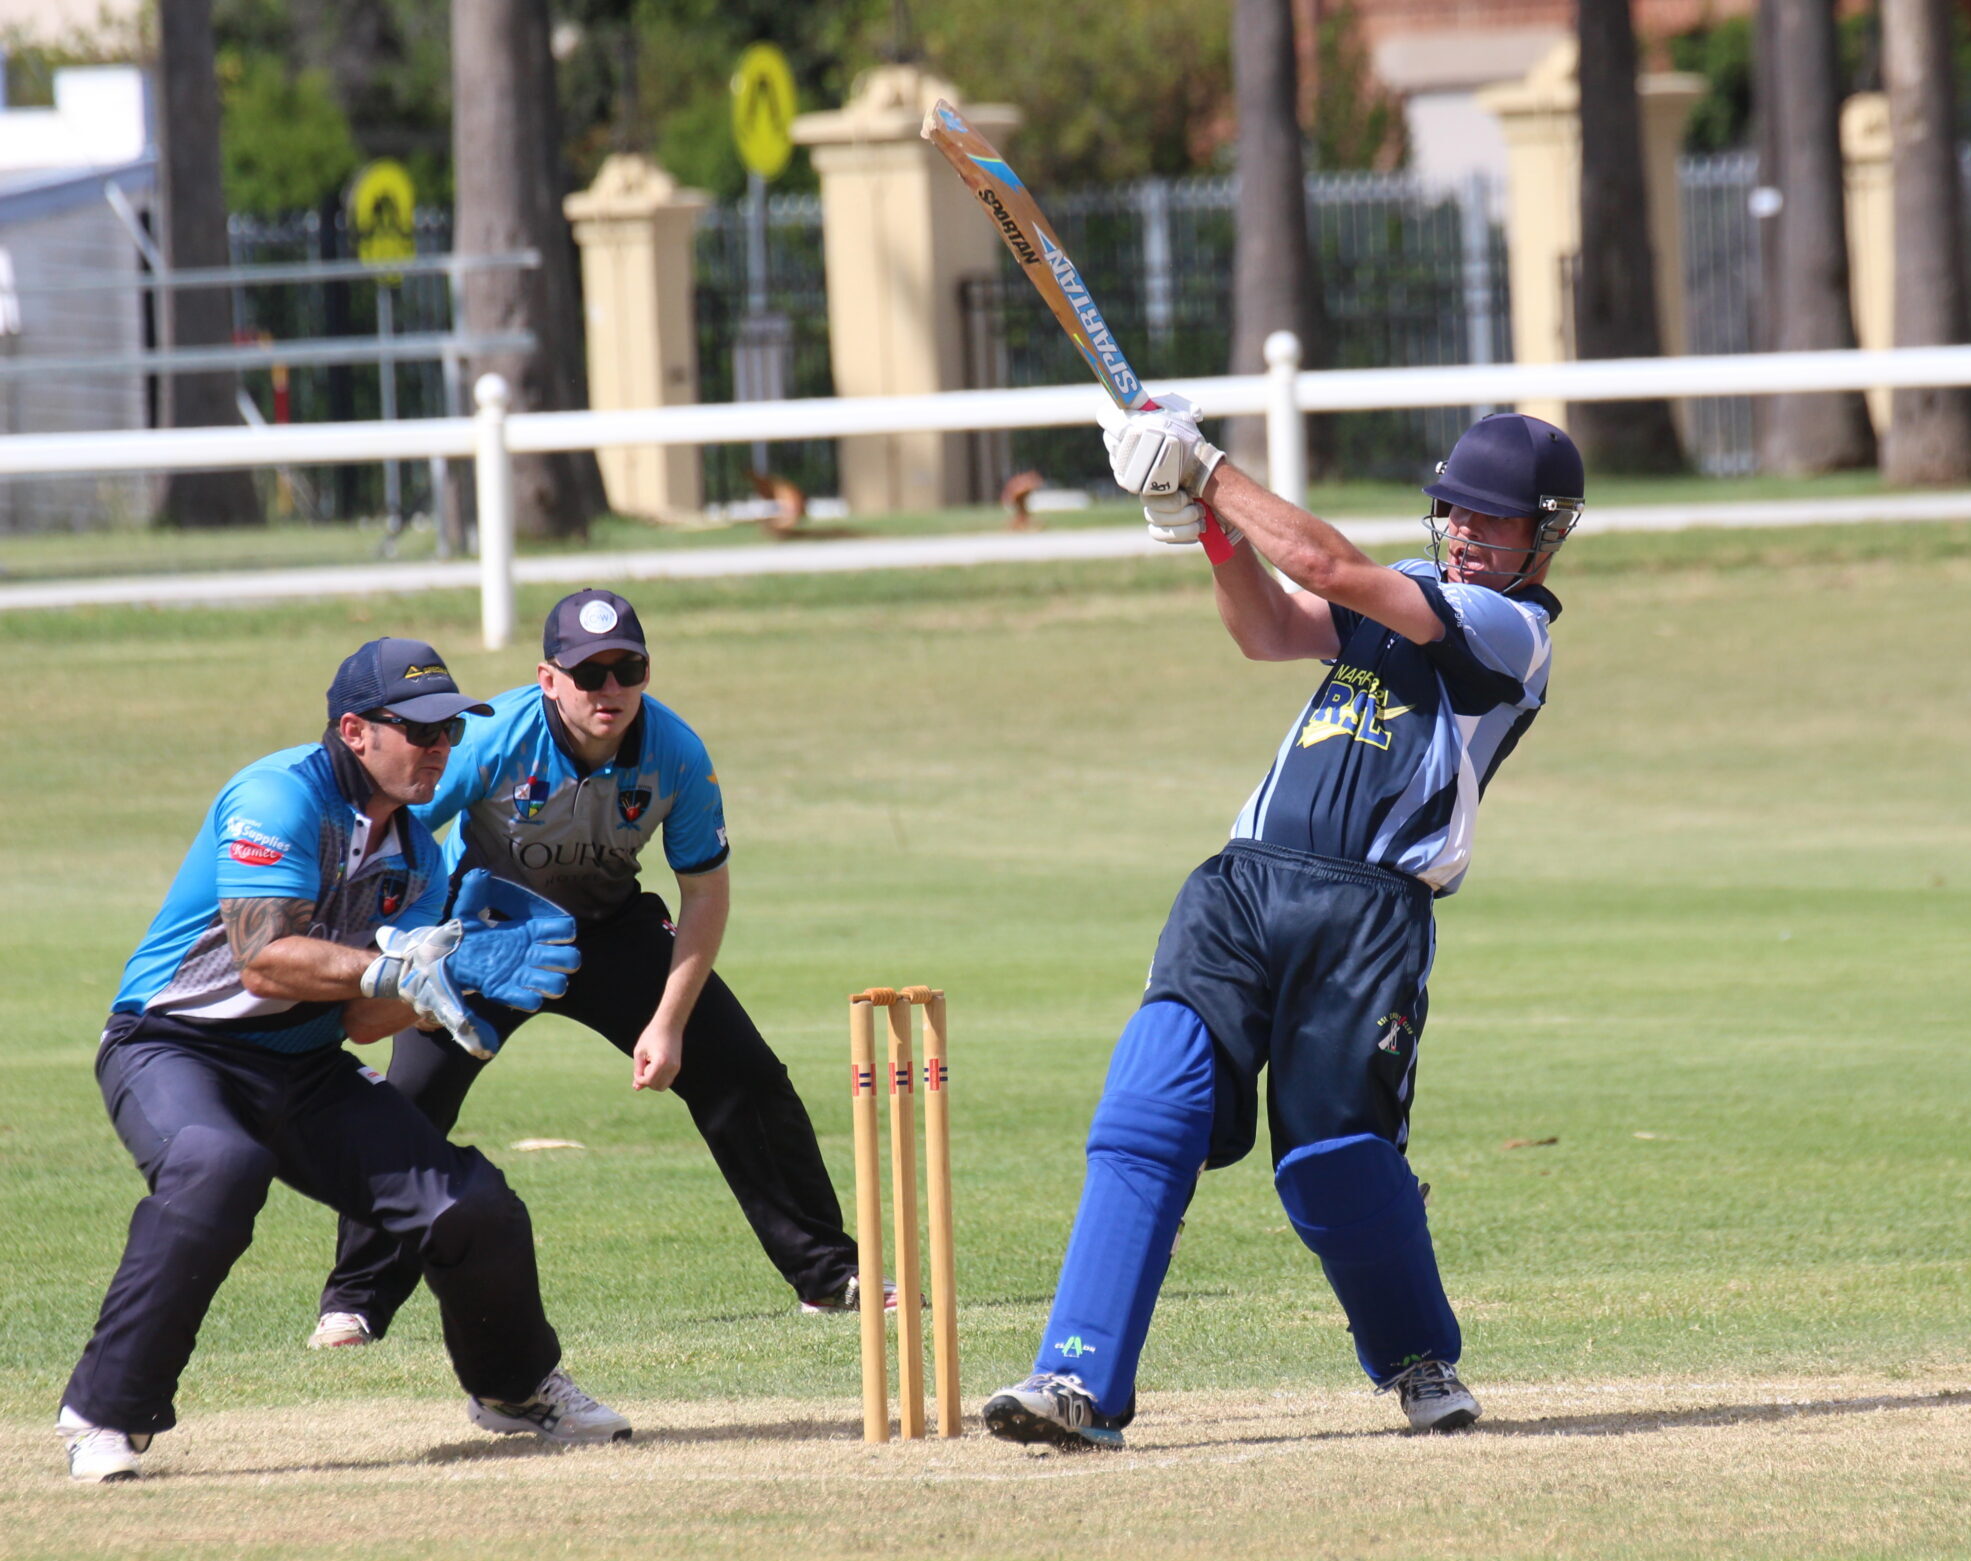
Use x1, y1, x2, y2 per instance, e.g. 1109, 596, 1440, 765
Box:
1142, 490, 1236, 546
1104, 392, 1226, 498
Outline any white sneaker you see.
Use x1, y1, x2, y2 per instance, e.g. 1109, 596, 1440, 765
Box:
1382, 1359, 1481, 1431
57, 1405, 149, 1483
466, 1368, 631, 1443
798, 1274, 902, 1314
307, 1311, 374, 1349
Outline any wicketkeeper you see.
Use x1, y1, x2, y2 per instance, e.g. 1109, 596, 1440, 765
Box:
310, 589, 873, 1353
57, 638, 629, 1483
984, 409, 1585, 1449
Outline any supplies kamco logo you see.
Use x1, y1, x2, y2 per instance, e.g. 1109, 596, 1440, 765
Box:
1299, 666, 1412, 752
615, 787, 652, 828
228, 840, 284, 867
1376, 1012, 1418, 1056
376, 870, 409, 918
511, 774, 550, 821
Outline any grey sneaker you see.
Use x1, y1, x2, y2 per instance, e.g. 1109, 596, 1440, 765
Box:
57, 1406, 150, 1483
466, 1368, 631, 1443
1382, 1358, 1480, 1431
799, 1275, 901, 1314
307, 1311, 374, 1349
982, 1372, 1127, 1450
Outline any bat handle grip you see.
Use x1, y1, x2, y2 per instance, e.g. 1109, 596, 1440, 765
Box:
1198, 506, 1240, 564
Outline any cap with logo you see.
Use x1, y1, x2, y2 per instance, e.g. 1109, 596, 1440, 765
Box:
544, 588, 647, 667
326, 637, 494, 724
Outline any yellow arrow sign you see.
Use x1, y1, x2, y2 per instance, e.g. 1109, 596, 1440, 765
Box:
731, 43, 796, 181
349, 159, 417, 267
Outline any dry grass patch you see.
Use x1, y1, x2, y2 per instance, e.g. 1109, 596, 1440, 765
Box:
3, 1372, 1968, 1560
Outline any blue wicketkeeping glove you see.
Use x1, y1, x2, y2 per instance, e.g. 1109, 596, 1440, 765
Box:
361, 870, 581, 1059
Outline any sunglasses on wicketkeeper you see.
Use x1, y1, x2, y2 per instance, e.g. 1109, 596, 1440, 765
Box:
552, 655, 649, 691
364, 712, 467, 747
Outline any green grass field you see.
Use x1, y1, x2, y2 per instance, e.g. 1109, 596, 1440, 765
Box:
1, 520, 1967, 1557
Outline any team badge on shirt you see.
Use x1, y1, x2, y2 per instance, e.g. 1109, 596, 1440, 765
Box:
512, 774, 550, 821
376, 870, 409, 918
616, 786, 651, 826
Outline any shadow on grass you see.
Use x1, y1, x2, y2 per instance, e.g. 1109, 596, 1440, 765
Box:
1477, 1388, 1970, 1439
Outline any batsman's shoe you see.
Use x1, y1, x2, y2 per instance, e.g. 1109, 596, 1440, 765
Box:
467, 1368, 631, 1444
799, 1275, 902, 1314
57, 1406, 149, 1483
1382, 1359, 1481, 1432
981, 1372, 1126, 1451
307, 1310, 374, 1349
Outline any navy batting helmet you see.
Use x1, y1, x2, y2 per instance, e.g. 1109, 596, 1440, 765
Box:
1423, 413, 1586, 574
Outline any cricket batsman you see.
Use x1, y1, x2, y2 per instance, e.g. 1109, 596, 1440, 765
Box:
983, 409, 1585, 1449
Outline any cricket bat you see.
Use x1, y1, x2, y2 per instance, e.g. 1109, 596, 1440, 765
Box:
921, 98, 1239, 558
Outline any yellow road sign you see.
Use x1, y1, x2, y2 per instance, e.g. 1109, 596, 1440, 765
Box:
731, 43, 796, 181
349, 160, 417, 266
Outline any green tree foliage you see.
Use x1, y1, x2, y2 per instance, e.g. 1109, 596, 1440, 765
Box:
912, 0, 1233, 188
1667, 14, 1754, 151
213, 0, 453, 208
1310, 2, 1407, 171
216, 53, 360, 214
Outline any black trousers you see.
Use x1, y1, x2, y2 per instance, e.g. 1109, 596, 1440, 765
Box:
321, 892, 855, 1332
65, 1013, 559, 1436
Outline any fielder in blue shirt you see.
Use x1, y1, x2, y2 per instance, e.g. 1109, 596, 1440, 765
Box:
984, 410, 1584, 1449
58, 638, 628, 1484
312, 589, 871, 1350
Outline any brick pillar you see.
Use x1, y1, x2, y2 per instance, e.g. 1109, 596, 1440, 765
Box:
564, 154, 710, 518
793, 66, 1020, 515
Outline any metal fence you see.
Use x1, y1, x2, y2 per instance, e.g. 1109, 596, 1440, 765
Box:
693, 191, 837, 504
1678, 150, 1761, 475
227, 206, 460, 520
953, 171, 1509, 496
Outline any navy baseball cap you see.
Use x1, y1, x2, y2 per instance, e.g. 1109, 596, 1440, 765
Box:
325, 637, 493, 724
543, 588, 647, 666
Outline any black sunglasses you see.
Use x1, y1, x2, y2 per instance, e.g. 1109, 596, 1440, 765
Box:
366, 712, 466, 747
554, 655, 649, 692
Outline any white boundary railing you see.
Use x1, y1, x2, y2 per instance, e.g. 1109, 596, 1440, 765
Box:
5, 337, 1971, 647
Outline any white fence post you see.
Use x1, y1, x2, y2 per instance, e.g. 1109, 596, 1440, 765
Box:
1263, 330, 1306, 504
474, 373, 515, 651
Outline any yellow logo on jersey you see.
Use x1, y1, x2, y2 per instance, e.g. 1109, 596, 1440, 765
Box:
1298, 666, 1411, 752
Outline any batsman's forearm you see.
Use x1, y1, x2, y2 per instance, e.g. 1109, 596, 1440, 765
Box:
1202, 463, 1373, 595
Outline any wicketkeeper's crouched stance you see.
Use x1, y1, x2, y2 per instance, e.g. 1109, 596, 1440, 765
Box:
311, 590, 873, 1356
58, 639, 629, 1483
984, 409, 1585, 1449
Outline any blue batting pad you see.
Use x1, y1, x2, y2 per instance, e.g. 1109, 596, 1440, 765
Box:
1275, 1133, 1461, 1383
1034, 1002, 1216, 1413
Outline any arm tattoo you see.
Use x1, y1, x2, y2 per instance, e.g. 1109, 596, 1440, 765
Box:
218, 897, 316, 968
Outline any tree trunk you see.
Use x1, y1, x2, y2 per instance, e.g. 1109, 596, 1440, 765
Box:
1757, 0, 1877, 474
156, 0, 263, 527
1882, 0, 1971, 483
452, 0, 607, 540
1228, 0, 1330, 483
1572, 0, 1684, 474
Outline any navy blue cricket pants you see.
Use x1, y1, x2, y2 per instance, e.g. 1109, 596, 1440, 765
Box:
1143, 839, 1436, 1169
64, 1013, 560, 1436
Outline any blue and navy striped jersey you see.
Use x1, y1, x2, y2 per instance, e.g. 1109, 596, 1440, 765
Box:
1230, 559, 1559, 896
112, 742, 448, 1052
417, 686, 729, 920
